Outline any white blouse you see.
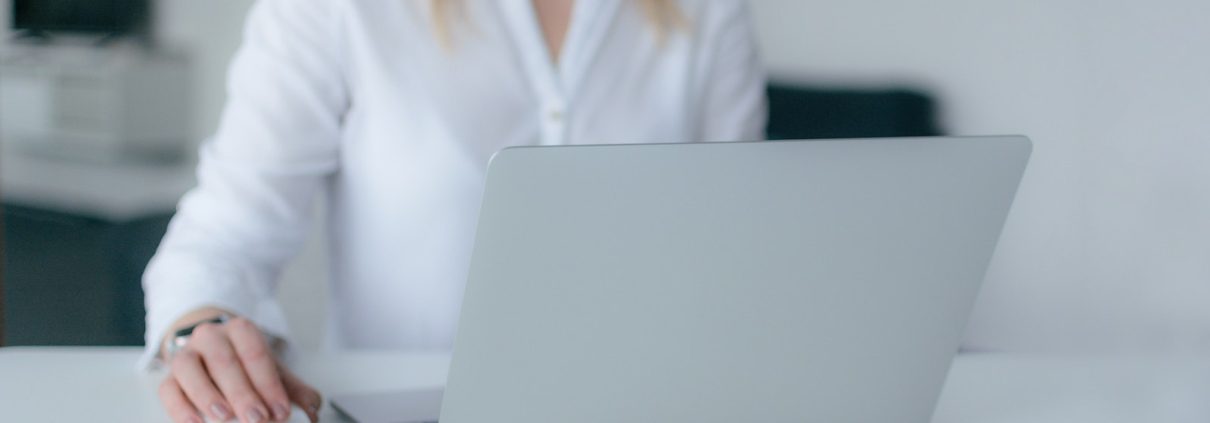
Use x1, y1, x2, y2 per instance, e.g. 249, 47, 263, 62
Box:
140, 0, 766, 368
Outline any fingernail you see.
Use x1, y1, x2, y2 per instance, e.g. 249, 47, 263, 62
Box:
211, 403, 233, 420
308, 401, 321, 421
246, 406, 266, 423
272, 403, 290, 420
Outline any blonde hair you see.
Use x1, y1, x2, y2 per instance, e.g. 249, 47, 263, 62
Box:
431, 0, 687, 49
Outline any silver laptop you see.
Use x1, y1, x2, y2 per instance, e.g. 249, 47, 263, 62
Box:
439, 136, 1031, 423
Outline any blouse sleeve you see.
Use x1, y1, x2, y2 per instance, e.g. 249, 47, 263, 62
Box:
695, 0, 768, 142
139, 0, 348, 370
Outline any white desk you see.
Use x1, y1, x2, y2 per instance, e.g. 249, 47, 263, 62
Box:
1, 347, 1207, 422
0, 144, 195, 221
0, 348, 448, 422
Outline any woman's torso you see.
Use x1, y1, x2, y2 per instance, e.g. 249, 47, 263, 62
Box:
324, 0, 759, 350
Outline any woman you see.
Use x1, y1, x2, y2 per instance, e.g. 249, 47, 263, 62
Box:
145, 0, 765, 422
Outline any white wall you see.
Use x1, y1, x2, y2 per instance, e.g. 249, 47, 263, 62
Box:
751, 0, 1210, 352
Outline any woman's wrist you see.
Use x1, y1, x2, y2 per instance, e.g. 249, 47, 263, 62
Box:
159, 307, 236, 359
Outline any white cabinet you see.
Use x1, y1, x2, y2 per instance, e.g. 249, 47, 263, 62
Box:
0, 45, 192, 162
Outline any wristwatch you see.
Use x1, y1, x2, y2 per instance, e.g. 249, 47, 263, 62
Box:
165, 314, 230, 359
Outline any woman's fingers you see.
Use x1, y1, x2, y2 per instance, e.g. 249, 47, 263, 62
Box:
227, 317, 293, 421
161, 316, 315, 423
281, 366, 323, 423
158, 377, 204, 423
169, 348, 235, 421
190, 323, 271, 423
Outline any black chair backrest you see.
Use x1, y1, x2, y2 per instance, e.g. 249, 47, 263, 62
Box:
765, 83, 944, 140
1, 209, 6, 347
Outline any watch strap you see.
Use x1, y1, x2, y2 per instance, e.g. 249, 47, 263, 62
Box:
165, 314, 230, 359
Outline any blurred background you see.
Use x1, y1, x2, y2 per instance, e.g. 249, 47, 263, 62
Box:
1, 0, 1207, 354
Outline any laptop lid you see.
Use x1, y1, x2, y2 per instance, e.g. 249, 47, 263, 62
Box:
441, 136, 1031, 423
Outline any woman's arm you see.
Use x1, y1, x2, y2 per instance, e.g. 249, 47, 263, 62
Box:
695, 0, 768, 142
144, 0, 347, 421
143, 0, 348, 368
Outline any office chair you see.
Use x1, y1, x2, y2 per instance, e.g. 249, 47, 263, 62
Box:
1, 207, 6, 347
765, 82, 944, 140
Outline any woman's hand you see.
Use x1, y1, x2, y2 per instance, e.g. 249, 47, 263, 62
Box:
157, 312, 322, 423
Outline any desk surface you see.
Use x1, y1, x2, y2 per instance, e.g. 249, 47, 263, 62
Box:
1, 347, 1207, 422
